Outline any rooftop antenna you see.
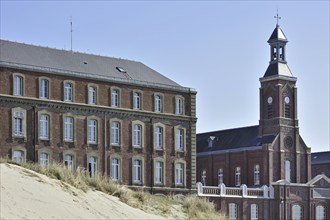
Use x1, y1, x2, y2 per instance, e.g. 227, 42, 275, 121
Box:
70, 16, 73, 51
274, 9, 281, 26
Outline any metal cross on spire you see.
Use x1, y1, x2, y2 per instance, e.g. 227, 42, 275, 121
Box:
274, 10, 281, 26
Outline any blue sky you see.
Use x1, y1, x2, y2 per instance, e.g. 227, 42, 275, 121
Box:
1, 1, 329, 152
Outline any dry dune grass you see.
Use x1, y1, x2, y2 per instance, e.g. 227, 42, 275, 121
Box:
0, 158, 227, 219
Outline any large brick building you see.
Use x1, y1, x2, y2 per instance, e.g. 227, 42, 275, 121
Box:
0, 40, 197, 193
196, 24, 329, 219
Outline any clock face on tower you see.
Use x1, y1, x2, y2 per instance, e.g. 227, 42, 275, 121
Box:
267, 96, 273, 104
284, 96, 290, 104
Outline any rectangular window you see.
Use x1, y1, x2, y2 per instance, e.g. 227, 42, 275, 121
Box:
133, 124, 142, 147
64, 116, 74, 142
111, 89, 119, 107
155, 161, 163, 184
175, 97, 183, 115
133, 92, 141, 110
111, 122, 120, 145
64, 154, 74, 172
39, 79, 49, 99
235, 167, 241, 186
218, 168, 224, 185
64, 82, 73, 102
13, 112, 24, 136
267, 104, 273, 118
88, 156, 98, 178
111, 158, 120, 181
229, 203, 237, 220
285, 103, 290, 118
251, 204, 258, 220
39, 114, 49, 139
12, 150, 24, 163
175, 128, 184, 151
39, 153, 49, 167
285, 160, 291, 182
88, 86, 97, 104
133, 159, 142, 183
254, 165, 260, 185
88, 119, 97, 144
155, 126, 163, 149
154, 95, 162, 112
13, 75, 23, 96
175, 163, 184, 185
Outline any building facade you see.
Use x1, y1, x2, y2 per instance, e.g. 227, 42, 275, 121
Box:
312, 151, 330, 178
0, 40, 197, 193
196, 24, 329, 219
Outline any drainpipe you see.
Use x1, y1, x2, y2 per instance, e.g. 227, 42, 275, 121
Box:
104, 114, 107, 176
32, 105, 36, 162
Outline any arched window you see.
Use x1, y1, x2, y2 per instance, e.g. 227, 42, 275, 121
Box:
292, 204, 302, 220
316, 205, 326, 220
64, 82, 73, 102
254, 164, 260, 185
285, 160, 291, 182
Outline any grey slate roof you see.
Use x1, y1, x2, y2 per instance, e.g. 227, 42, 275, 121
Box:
264, 62, 293, 77
312, 151, 330, 165
268, 25, 288, 43
197, 125, 276, 154
0, 40, 190, 92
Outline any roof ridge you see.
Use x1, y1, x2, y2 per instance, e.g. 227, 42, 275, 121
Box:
198, 125, 259, 135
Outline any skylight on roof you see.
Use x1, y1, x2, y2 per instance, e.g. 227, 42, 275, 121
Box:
116, 67, 126, 73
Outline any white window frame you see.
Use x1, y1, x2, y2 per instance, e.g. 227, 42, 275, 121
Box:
39, 152, 49, 167
229, 203, 238, 220
88, 85, 97, 105
64, 82, 73, 102
64, 116, 74, 142
154, 94, 163, 112
292, 204, 303, 220
39, 78, 49, 99
175, 163, 184, 186
133, 91, 141, 110
285, 160, 291, 182
175, 126, 185, 151
88, 156, 98, 178
111, 121, 120, 145
111, 88, 120, 107
13, 74, 23, 96
12, 150, 24, 163
218, 168, 224, 185
111, 157, 121, 181
201, 169, 207, 185
251, 204, 258, 220
64, 154, 74, 172
316, 205, 326, 220
132, 121, 144, 148
175, 96, 184, 115
88, 119, 98, 144
254, 164, 260, 185
13, 111, 24, 136
133, 159, 143, 184
235, 167, 241, 186
154, 161, 164, 185
154, 124, 165, 150
39, 114, 50, 140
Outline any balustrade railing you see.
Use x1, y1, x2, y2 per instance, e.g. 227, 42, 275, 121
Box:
196, 182, 274, 199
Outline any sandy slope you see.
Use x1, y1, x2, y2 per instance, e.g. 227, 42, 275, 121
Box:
0, 164, 165, 219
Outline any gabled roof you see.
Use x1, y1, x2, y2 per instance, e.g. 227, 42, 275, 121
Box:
268, 25, 288, 43
263, 62, 293, 77
197, 125, 276, 154
306, 174, 330, 186
0, 40, 190, 92
312, 151, 330, 165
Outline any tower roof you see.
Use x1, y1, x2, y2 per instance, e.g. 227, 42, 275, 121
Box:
268, 25, 288, 43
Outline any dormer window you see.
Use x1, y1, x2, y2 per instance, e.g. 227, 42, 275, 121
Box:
116, 67, 126, 73
208, 136, 216, 147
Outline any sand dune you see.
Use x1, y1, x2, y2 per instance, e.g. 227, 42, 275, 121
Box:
0, 163, 165, 219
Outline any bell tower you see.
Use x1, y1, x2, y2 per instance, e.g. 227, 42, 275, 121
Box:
258, 22, 309, 184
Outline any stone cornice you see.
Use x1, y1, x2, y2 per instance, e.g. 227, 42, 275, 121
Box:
0, 94, 197, 122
